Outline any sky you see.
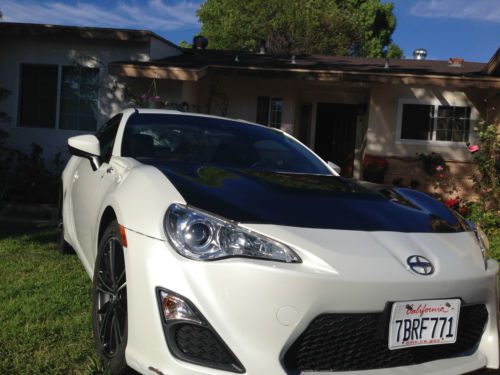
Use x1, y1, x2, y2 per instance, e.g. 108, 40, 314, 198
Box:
0, 0, 499, 62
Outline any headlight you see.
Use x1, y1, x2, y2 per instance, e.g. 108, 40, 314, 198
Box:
165, 203, 301, 263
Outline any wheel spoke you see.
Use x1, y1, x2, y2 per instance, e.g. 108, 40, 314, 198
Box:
99, 302, 114, 340
116, 268, 126, 286
97, 272, 114, 294
98, 300, 111, 315
108, 239, 116, 284
113, 313, 123, 343
116, 281, 127, 293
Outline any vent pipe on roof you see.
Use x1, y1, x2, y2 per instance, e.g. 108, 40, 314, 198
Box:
192, 35, 208, 49
413, 48, 427, 60
448, 58, 464, 67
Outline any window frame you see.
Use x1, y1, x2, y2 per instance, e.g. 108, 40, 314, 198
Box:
16, 63, 100, 131
256, 96, 283, 129
395, 98, 477, 147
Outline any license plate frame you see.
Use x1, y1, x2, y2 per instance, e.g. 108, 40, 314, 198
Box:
388, 299, 461, 350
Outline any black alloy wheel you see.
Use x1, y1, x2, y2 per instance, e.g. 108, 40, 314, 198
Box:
92, 220, 130, 374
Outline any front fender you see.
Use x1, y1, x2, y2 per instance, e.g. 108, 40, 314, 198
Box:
97, 163, 185, 245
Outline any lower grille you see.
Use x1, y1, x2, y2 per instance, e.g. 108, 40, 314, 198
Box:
284, 304, 487, 372
165, 322, 244, 373
173, 323, 235, 365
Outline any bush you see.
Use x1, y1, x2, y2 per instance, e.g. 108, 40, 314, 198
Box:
417, 152, 458, 197
463, 202, 500, 234
468, 121, 499, 210
2, 141, 63, 205
418, 152, 446, 176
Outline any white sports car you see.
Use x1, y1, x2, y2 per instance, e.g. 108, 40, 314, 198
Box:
61, 108, 499, 375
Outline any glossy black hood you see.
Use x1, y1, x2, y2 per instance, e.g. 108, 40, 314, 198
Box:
144, 160, 467, 232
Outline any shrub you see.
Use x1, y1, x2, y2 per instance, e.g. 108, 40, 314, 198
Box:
417, 152, 446, 176
468, 121, 499, 210
5, 143, 63, 205
362, 154, 388, 183
417, 152, 458, 197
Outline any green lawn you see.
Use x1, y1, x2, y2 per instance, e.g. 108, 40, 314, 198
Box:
488, 229, 500, 262
0, 223, 498, 374
0, 223, 105, 374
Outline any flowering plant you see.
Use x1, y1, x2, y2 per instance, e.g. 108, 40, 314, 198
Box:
417, 152, 446, 176
417, 152, 458, 196
442, 197, 468, 216
467, 121, 499, 210
363, 154, 388, 173
362, 155, 389, 183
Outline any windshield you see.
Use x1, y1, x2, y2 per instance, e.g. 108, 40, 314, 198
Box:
121, 113, 331, 175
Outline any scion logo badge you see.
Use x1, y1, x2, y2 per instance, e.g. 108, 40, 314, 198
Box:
407, 255, 434, 276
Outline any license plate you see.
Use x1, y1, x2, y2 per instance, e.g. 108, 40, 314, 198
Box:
388, 299, 461, 350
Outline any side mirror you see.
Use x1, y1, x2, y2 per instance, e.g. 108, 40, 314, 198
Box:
327, 161, 342, 175
68, 135, 101, 171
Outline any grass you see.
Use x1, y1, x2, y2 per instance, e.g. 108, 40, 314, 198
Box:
0, 222, 106, 374
0, 221, 498, 374
488, 229, 500, 262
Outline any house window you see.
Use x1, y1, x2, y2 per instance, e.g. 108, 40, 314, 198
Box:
19, 64, 58, 128
18, 64, 99, 130
60, 66, 99, 131
435, 106, 471, 142
400, 103, 472, 142
256, 96, 283, 128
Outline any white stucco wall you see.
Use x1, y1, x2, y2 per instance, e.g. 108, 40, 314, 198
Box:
194, 76, 298, 134
0, 35, 181, 161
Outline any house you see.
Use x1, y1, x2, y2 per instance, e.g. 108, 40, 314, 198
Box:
1, 22, 499, 192
0, 22, 181, 158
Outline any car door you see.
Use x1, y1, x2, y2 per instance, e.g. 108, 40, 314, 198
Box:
70, 114, 122, 266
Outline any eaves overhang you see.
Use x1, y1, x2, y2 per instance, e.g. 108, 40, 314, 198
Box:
108, 62, 500, 89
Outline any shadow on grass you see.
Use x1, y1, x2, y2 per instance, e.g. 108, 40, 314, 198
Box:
0, 220, 58, 244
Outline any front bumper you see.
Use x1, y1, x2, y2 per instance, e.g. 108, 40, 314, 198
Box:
122, 229, 499, 375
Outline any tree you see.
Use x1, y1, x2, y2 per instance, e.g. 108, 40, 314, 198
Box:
197, 0, 402, 57
178, 40, 192, 48
385, 43, 403, 59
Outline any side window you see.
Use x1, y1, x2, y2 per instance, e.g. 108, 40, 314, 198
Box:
95, 114, 122, 164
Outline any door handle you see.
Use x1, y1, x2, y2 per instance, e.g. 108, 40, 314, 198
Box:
106, 167, 114, 174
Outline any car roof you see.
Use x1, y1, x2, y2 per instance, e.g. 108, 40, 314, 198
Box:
119, 108, 278, 133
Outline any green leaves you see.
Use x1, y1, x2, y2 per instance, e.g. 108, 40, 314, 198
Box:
197, 0, 401, 57
470, 121, 499, 209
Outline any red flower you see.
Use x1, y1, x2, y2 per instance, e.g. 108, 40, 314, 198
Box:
468, 144, 479, 153
459, 206, 468, 215
443, 198, 459, 208
438, 173, 445, 178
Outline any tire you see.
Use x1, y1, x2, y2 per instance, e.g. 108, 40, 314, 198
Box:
92, 220, 130, 375
58, 222, 75, 255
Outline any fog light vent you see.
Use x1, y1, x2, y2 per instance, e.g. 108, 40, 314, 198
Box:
156, 288, 245, 373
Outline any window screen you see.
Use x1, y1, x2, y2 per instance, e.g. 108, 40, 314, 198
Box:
59, 66, 99, 131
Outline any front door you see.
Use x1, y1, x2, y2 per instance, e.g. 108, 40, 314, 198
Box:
314, 103, 357, 177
